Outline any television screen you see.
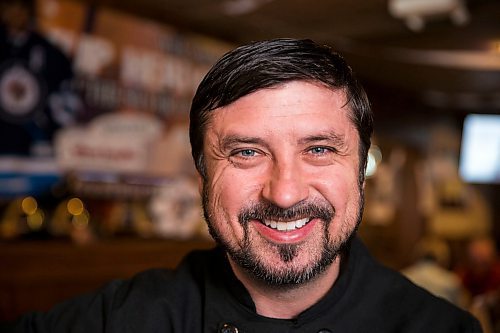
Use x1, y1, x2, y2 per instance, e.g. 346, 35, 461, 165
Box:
459, 114, 500, 184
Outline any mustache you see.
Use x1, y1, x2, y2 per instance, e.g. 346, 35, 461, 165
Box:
238, 199, 335, 225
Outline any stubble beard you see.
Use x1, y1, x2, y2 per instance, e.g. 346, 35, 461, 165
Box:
202, 181, 363, 288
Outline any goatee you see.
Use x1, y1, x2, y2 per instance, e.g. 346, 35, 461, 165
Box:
202, 182, 362, 287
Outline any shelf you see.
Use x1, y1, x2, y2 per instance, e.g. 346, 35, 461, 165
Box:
0, 237, 214, 321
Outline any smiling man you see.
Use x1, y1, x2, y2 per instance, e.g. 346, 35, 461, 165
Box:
199, 81, 362, 318
5, 39, 482, 333
203, 81, 362, 318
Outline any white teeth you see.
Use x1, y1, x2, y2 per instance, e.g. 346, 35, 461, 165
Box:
264, 218, 310, 231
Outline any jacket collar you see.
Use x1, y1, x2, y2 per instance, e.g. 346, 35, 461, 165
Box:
203, 237, 365, 332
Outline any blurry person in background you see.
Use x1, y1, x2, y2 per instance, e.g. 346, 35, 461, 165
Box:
2, 38, 482, 332
458, 236, 500, 333
458, 236, 500, 298
0, 0, 74, 156
402, 236, 468, 307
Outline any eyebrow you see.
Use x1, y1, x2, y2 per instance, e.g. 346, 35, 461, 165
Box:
219, 135, 269, 151
297, 132, 347, 148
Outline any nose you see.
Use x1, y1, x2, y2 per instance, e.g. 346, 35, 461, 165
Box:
261, 159, 309, 209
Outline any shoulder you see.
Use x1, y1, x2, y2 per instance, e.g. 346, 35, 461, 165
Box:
11, 247, 219, 333
110, 247, 220, 308
113, 247, 218, 304
349, 239, 482, 331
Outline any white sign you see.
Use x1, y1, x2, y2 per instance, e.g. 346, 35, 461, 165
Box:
55, 113, 163, 174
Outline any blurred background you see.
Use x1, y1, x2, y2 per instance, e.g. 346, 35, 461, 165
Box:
0, 0, 499, 329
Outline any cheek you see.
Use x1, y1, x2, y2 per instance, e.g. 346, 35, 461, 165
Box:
320, 178, 361, 239
205, 165, 262, 239
312, 167, 359, 215
209, 160, 266, 204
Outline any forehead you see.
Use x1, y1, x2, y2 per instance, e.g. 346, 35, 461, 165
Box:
206, 81, 355, 136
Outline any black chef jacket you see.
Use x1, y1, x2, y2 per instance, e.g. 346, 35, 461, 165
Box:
5, 238, 482, 332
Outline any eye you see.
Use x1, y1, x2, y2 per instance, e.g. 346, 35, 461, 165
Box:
235, 149, 258, 157
309, 146, 331, 155
228, 148, 264, 169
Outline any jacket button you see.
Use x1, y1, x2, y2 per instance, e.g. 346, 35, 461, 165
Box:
220, 323, 239, 333
317, 329, 332, 333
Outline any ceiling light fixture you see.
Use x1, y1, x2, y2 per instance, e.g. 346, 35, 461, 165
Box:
221, 0, 274, 16
388, 0, 470, 32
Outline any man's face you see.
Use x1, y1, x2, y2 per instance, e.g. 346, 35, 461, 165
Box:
201, 81, 363, 286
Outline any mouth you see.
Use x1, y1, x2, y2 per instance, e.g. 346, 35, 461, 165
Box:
262, 217, 311, 231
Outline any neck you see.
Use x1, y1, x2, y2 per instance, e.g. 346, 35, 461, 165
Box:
229, 257, 341, 319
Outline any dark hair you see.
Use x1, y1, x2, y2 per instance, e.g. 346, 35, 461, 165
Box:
189, 38, 373, 185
